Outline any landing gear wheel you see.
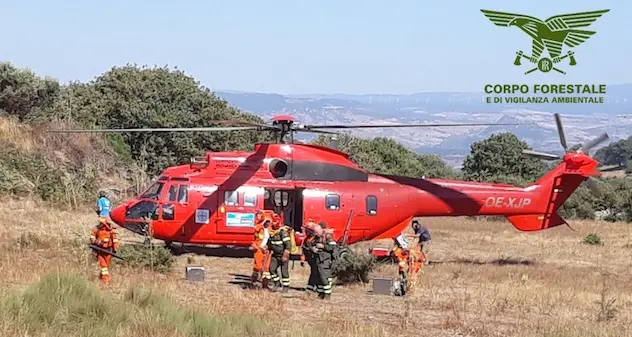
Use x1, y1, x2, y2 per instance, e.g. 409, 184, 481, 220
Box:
334, 246, 351, 261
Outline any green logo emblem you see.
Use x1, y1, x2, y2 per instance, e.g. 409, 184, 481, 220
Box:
481, 9, 609, 75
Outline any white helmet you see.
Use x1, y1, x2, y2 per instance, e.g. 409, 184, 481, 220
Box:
394, 234, 409, 249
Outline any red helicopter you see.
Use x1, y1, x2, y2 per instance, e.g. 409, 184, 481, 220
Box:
50, 113, 608, 258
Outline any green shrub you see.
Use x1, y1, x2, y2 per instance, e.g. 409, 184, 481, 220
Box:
116, 244, 175, 273
583, 233, 603, 246
0, 148, 98, 206
0, 273, 272, 337
332, 250, 377, 284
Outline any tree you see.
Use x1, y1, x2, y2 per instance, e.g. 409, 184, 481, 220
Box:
594, 136, 632, 168
461, 132, 547, 186
312, 133, 455, 178
50, 65, 274, 176
0, 62, 61, 121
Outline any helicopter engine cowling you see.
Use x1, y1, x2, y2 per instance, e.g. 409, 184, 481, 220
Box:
268, 158, 288, 178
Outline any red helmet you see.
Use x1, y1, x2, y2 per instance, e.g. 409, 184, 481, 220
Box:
271, 213, 282, 228
255, 211, 265, 223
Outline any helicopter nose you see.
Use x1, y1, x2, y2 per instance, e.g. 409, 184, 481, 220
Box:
110, 203, 126, 227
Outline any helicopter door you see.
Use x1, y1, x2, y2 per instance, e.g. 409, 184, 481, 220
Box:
158, 182, 189, 232
265, 189, 303, 233
291, 188, 304, 232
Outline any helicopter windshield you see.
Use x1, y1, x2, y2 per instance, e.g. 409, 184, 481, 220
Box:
125, 200, 159, 220
140, 182, 164, 200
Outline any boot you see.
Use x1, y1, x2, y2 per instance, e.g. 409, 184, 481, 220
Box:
262, 278, 270, 290
323, 293, 331, 300
274, 282, 285, 292
249, 272, 259, 289
269, 281, 281, 292
318, 292, 325, 299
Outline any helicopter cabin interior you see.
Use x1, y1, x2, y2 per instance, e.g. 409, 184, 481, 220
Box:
263, 187, 304, 233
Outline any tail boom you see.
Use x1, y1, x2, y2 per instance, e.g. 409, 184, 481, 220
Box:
396, 152, 599, 232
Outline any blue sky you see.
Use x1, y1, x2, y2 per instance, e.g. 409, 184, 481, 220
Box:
2, 0, 630, 94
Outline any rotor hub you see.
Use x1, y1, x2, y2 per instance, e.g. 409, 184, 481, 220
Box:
564, 152, 590, 167
272, 120, 294, 133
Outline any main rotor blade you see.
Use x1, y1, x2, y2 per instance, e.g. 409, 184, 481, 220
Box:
579, 132, 609, 154
554, 113, 568, 151
296, 129, 341, 135
213, 120, 279, 129
299, 122, 525, 130
597, 164, 625, 172
522, 149, 561, 160
584, 178, 602, 197
46, 126, 264, 133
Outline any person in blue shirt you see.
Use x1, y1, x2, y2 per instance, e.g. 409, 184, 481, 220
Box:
96, 191, 111, 219
410, 220, 431, 263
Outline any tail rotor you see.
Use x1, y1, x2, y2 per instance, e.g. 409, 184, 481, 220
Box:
521, 113, 610, 196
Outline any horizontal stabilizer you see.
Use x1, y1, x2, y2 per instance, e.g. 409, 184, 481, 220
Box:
506, 213, 567, 232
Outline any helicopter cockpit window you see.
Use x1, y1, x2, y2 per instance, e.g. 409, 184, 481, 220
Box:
125, 200, 159, 220
163, 204, 175, 220
224, 190, 238, 206
273, 190, 289, 207
325, 194, 340, 210
366, 195, 377, 215
177, 185, 188, 203
244, 191, 257, 207
140, 182, 164, 200
167, 185, 178, 202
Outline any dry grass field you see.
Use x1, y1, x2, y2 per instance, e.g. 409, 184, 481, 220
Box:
1, 197, 631, 337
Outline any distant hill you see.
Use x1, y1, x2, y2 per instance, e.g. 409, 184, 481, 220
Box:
215, 84, 632, 167
217, 84, 632, 115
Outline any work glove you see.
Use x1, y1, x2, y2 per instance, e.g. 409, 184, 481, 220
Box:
311, 246, 319, 253
316, 243, 324, 249
94, 239, 102, 246
282, 250, 290, 263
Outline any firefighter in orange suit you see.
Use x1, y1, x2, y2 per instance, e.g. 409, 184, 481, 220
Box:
267, 213, 291, 292
392, 235, 410, 281
408, 248, 424, 275
250, 211, 271, 288
90, 216, 120, 282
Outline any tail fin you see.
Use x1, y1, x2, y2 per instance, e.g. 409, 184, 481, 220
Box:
506, 213, 568, 231
507, 113, 607, 232
506, 154, 598, 231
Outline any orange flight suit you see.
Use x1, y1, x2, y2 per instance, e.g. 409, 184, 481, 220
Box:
252, 211, 275, 288
392, 246, 410, 276
90, 217, 120, 282
252, 212, 270, 274
408, 248, 424, 275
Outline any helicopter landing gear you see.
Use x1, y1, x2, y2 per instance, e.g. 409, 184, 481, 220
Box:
334, 245, 352, 261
